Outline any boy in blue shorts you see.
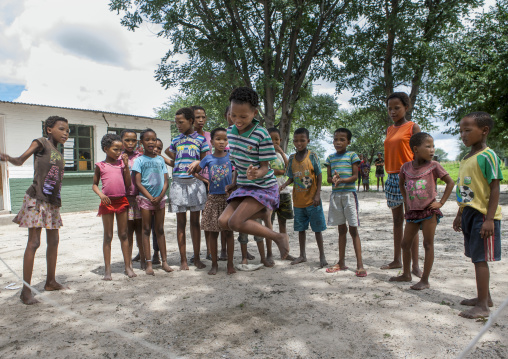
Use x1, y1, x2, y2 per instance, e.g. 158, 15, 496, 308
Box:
325, 128, 366, 277
280, 128, 327, 268
453, 112, 502, 319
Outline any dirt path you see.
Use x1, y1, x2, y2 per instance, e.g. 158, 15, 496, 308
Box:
0, 188, 507, 358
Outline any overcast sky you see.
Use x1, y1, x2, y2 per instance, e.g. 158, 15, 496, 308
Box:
0, 0, 495, 160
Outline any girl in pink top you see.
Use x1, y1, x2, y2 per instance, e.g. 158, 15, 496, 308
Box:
390, 133, 454, 290
92, 134, 135, 280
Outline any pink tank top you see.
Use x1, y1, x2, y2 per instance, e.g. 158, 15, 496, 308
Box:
96, 160, 127, 197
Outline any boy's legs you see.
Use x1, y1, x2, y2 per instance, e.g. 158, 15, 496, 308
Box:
292, 231, 307, 265
411, 215, 437, 290
151, 215, 160, 264
349, 226, 366, 275
390, 222, 419, 282
223, 230, 236, 274
190, 210, 206, 269
460, 262, 491, 318
101, 213, 115, 280
207, 231, 219, 275
154, 208, 172, 273
116, 210, 136, 278
45, 228, 67, 290
291, 207, 310, 265
337, 224, 348, 269
315, 232, 327, 268
176, 212, 189, 270
140, 209, 155, 275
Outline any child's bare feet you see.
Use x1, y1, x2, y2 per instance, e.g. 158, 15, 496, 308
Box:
20, 290, 39, 305
180, 260, 189, 270
140, 259, 147, 271
208, 264, 218, 275
380, 261, 402, 270
194, 259, 206, 269
262, 259, 275, 268
460, 297, 494, 307
389, 274, 411, 282
145, 262, 155, 275
227, 263, 236, 275
412, 266, 423, 278
291, 256, 307, 265
44, 280, 68, 291
161, 262, 173, 272
459, 306, 490, 319
266, 255, 275, 267
276, 233, 290, 259
125, 267, 137, 278
410, 280, 429, 290
103, 270, 112, 281
284, 254, 296, 261
319, 256, 328, 268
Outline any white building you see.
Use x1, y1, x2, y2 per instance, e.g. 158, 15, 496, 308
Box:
0, 101, 171, 213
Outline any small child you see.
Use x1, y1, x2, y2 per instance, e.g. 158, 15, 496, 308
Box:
267, 127, 294, 264
165, 108, 209, 270
325, 128, 365, 276
218, 87, 290, 260
280, 127, 327, 267
374, 152, 385, 191
359, 155, 370, 191
389, 132, 454, 289
132, 129, 172, 275
357, 154, 364, 191
0, 116, 70, 304
121, 130, 145, 269
188, 128, 236, 275
453, 112, 503, 319
92, 134, 135, 280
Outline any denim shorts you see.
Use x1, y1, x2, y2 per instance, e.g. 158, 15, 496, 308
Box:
462, 206, 501, 263
293, 203, 327, 233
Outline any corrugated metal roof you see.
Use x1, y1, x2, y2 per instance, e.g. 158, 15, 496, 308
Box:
0, 100, 165, 121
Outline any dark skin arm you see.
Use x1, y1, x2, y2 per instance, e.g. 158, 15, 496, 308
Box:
121, 153, 132, 189
165, 147, 175, 161
0, 140, 42, 166
279, 177, 293, 192
313, 173, 322, 206
225, 170, 238, 195
92, 165, 111, 205
331, 163, 359, 187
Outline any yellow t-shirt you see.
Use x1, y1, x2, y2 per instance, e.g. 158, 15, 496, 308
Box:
456, 147, 503, 220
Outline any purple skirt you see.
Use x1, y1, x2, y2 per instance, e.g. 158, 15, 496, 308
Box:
228, 185, 280, 211
405, 208, 443, 221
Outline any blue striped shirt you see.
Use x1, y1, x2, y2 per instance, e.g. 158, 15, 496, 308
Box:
325, 151, 360, 192
169, 132, 210, 178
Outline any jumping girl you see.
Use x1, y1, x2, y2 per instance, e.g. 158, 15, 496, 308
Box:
0, 116, 69, 304
218, 87, 290, 259
390, 133, 454, 290
92, 134, 135, 280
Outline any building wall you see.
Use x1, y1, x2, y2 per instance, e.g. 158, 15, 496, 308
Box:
0, 102, 171, 213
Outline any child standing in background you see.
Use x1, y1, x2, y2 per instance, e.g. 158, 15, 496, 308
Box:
375, 152, 385, 191
93, 134, 135, 280
121, 130, 145, 269
359, 156, 370, 192
132, 129, 172, 275
390, 132, 454, 289
0, 116, 69, 304
325, 128, 366, 276
280, 128, 327, 268
188, 128, 236, 275
218, 87, 290, 260
267, 127, 295, 264
357, 154, 364, 192
166, 108, 210, 270
453, 112, 503, 319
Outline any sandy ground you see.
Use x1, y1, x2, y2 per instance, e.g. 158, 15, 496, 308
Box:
0, 187, 507, 359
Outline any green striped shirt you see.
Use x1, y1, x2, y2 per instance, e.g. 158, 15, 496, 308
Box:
227, 119, 277, 188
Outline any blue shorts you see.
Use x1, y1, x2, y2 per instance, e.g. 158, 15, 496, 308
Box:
462, 206, 501, 263
293, 204, 327, 233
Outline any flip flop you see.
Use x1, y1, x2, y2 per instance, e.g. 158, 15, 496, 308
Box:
235, 263, 264, 271
326, 265, 348, 273
355, 270, 367, 277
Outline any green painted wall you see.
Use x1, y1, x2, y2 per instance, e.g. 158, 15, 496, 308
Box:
9, 174, 97, 213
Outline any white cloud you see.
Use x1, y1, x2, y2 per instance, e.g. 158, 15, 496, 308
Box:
0, 0, 176, 117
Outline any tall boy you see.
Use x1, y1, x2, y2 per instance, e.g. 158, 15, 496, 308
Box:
325, 128, 366, 277
453, 112, 502, 319
280, 128, 328, 267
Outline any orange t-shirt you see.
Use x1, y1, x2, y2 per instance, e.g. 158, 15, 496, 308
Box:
384, 121, 415, 174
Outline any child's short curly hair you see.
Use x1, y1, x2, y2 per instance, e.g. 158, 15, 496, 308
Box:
101, 133, 122, 152
175, 107, 195, 122
120, 129, 137, 139
465, 111, 494, 131
44, 116, 68, 136
210, 127, 227, 140
409, 132, 433, 152
229, 87, 259, 109
140, 128, 156, 140
386, 92, 412, 110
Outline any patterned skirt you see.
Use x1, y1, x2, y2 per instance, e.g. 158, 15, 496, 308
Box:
201, 194, 230, 232
228, 184, 280, 211
385, 173, 404, 209
13, 194, 62, 229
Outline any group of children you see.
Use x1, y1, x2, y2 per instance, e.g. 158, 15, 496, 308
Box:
0, 88, 502, 320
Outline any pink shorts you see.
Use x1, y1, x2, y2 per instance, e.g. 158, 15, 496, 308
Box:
127, 196, 142, 220
136, 195, 167, 212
